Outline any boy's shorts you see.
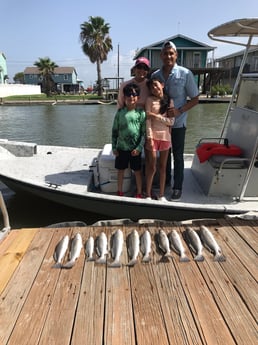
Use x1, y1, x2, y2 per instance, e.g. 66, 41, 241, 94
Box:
115, 150, 142, 171
145, 139, 171, 152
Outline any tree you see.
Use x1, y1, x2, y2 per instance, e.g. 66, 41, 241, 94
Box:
80, 16, 113, 97
14, 72, 24, 84
34, 57, 58, 96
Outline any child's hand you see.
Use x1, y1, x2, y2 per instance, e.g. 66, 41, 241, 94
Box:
131, 149, 140, 156
113, 150, 119, 156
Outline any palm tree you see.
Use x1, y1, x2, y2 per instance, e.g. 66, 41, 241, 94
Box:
34, 57, 58, 96
80, 16, 113, 97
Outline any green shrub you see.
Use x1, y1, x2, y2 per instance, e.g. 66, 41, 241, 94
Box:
211, 84, 232, 97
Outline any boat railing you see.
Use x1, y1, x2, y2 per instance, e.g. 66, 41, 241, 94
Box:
238, 137, 258, 201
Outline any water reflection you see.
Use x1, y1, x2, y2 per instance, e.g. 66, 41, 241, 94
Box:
186, 103, 228, 152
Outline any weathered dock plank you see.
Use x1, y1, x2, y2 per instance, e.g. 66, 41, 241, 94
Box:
0, 228, 37, 294
71, 228, 106, 345
0, 228, 54, 344
5, 228, 72, 345
38, 228, 86, 345
193, 223, 258, 345
104, 226, 136, 345
158, 224, 235, 345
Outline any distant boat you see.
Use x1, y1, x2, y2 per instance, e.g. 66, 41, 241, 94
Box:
97, 99, 117, 105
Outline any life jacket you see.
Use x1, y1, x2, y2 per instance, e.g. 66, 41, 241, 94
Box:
196, 141, 242, 163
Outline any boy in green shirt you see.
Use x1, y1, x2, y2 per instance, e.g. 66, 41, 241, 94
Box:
112, 83, 146, 198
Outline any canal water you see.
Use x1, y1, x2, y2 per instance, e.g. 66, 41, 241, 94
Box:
0, 103, 228, 228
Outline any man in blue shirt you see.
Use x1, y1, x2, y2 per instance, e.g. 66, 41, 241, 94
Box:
152, 41, 199, 200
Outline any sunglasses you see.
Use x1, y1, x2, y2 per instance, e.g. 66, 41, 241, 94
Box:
124, 90, 139, 97
135, 64, 149, 71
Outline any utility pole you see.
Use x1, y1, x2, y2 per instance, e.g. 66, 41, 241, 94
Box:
117, 44, 120, 89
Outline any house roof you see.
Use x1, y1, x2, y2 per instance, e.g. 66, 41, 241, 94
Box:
215, 46, 258, 61
135, 34, 215, 58
24, 67, 77, 75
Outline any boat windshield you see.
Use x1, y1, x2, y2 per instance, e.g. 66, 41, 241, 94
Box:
236, 74, 258, 111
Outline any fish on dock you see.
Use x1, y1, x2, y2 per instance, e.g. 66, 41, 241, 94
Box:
95, 232, 108, 264
85, 235, 95, 261
109, 229, 123, 268
127, 229, 140, 266
140, 230, 152, 263
63, 233, 83, 269
168, 230, 190, 262
157, 229, 173, 260
199, 225, 226, 262
53, 234, 69, 268
183, 227, 204, 262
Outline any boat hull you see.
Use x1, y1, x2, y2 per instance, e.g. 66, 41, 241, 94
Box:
0, 174, 239, 221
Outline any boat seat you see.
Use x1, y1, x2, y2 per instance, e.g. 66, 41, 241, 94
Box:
191, 106, 258, 198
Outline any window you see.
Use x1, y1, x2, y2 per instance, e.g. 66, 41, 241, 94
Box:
193, 52, 201, 68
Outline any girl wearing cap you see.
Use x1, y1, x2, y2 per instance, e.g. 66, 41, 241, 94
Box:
117, 57, 150, 109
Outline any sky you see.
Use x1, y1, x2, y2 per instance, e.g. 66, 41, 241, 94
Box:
1, 0, 257, 86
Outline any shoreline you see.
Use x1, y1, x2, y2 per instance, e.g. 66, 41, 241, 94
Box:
0, 95, 232, 106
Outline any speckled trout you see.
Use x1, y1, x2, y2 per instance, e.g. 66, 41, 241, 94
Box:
63, 233, 82, 268
127, 229, 140, 266
140, 230, 151, 263
184, 227, 204, 262
85, 235, 95, 261
109, 229, 123, 268
95, 232, 108, 264
199, 225, 226, 262
169, 230, 190, 262
53, 234, 69, 268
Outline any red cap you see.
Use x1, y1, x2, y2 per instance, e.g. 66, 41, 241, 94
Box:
134, 57, 150, 69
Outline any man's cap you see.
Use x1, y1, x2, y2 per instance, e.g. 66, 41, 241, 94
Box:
162, 41, 177, 51
134, 57, 150, 69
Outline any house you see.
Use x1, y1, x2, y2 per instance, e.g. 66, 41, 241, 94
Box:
24, 67, 81, 93
134, 34, 225, 94
215, 47, 258, 87
0, 52, 8, 84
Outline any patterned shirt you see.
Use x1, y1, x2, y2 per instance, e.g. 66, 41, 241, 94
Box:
112, 107, 146, 152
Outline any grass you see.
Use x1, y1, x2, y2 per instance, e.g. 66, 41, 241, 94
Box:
1, 93, 102, 102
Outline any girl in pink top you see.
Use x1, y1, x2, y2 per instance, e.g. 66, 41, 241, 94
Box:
145, 78, 175, 201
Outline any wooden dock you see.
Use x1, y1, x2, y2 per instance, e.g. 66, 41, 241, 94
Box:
0, 218, 257, 345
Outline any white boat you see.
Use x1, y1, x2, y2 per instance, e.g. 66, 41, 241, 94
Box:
0, 18, 258, 221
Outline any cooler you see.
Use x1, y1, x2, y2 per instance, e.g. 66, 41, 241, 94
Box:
98, 144, 132, 193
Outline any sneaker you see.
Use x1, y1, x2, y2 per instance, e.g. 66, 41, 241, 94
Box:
145, 197, 152, 201
135, 194, 142, 199
117, 191, 124, 196
158, 196, 167, 202
170, 189, 182, 200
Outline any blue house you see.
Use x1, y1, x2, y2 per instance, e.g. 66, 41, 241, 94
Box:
135, 34, 214, 69
24, 66, 81, 93
134, 34, 224, 94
